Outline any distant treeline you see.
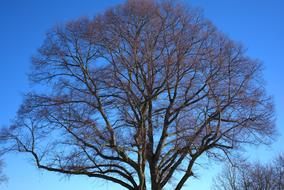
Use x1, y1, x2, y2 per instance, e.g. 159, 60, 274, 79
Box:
212, 154, 284, 190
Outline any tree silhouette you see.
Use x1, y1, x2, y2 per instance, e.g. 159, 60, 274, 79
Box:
0, 160, 7, 184
212, 154, 284, 190
1, 0, 275, 189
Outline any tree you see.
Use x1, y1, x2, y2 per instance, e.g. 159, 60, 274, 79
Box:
274, 154, 284, 189
1, 0, 275, 189
0, 159, 7, 184
212, 154, 284, 190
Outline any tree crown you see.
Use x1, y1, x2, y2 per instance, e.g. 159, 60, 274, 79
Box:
1, 0, 275, 189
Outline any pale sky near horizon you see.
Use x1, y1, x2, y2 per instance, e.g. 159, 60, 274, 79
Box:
0, 0, 283, 190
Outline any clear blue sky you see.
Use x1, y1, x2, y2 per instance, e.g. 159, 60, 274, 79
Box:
0, 0, 283, 189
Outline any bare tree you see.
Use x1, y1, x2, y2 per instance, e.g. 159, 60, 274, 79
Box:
0, 160, 7, 184
1, 0, 275, 189
212, 162, 240, 190
212, 154, 284, 190
273, 154, 284, 190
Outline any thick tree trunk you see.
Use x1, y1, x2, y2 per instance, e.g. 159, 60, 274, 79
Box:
151, 183, 162, 190
138, 184, 146, 190
149, 161, 162, 190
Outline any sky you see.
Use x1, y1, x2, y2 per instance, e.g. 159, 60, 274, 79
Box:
0, 0, 283, 189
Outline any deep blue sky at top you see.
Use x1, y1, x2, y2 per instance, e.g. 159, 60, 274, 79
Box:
0, 0, 283, 190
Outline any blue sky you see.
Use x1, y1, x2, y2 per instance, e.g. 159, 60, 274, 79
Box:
0, 0, 283, 189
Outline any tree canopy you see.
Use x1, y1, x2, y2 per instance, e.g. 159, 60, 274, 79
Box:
1, 0, 275, 189
212, 154, 284, 190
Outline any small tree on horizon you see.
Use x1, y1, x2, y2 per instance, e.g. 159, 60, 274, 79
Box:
1, 0, 275, 189
0, 159, 7, 185
212, 154, 284, 190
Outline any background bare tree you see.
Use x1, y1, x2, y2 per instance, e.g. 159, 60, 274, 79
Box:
212, 154, 284, 190
0, 0, 275, 189
0, 159, 7, 184
274, 154, 284, 189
